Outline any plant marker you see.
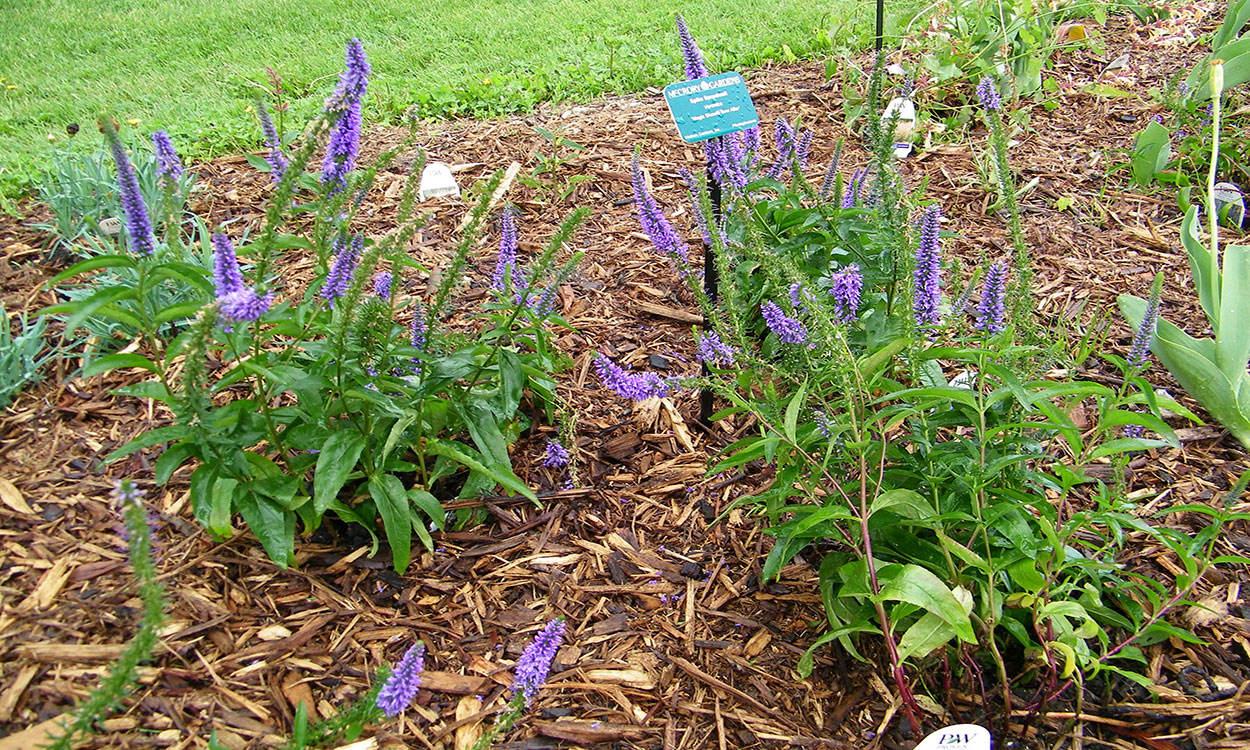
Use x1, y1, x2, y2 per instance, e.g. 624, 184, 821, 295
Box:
912, 724, 991, 750
419, 162, 460, 200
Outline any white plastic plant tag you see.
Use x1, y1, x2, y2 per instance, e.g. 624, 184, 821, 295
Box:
418, 162, 460, 200
98, 217, 122, 236
913, 723, 991, 750
893, 142, 914, 159
1214, 182, 1245, 228
882, 96, 916, 142
887, 63, 907, 76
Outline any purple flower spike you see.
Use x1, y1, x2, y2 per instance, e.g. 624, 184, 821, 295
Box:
151, 130, 183, 189
675, 14, 709, 81
631, 158, 689, 264
322, 38, 370, 195
543, 439, 570, 468
761, 300, 809, 345
105, 126, 157, 258
111, 479, 147, 508
767, 118, 796, 180
796, 130, 813, 171
813, 409, 834, 439
256, 102, 288, 185
493, 206, 519, 291
372, 271, 393, 299
829, 264, 863, 323
976, 76, 1002, 111
697, 330, 736, 366
1128, 276, 1163, 371
975, 262, 1008, 334
321, 235, 362, 307
912, 206, 942, 328
511, 619, 566, 707
376, 642, 426, 717
220, 288, 273, 323
212, 233, 244, 298
594, 353, 671, 401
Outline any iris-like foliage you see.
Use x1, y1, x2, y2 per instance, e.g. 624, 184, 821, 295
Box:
975, 262, 1008, 334
321, 235, 363, 306
256, 100, 288, 185
594, 353, 670, 401
511, 619, 566, 707
697, 329, 736, 366
976, 76, 1002, 111
829, 264, 863, 323
375, 642, 426, 717
322, 38, 371, 194
912, 206, 942, 328
103, 121, 157, 257
761, 300, 809, 345
150, 130, 183, 189
632, 158, 689, 264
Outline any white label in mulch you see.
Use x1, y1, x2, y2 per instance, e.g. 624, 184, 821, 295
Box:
1214, 182, 1245, 228
913, 723, 991, 750
418, 162, 460, 200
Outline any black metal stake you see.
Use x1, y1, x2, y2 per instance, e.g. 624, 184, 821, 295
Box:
876, 0, 885, 53
699, 154, 723, 428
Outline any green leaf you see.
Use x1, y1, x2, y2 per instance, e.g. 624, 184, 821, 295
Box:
81, 353, 161, 378
369, 474, 413, 574
896, 586, 973, 662
408, 489, 445, 531
104, 424, 191, 463
313, 431, 366, 514
876, 565, 976, 643
47, 254, 138, 285
868, 489, 934, 520
426, 439, 536, 502
154, 441, 196, 484
62, 284, 139, 336
458, 400, 511, 467
153, 301, 206, 326
209, 477, 237, 538
235, 488, 294, 568
1130, 121, 1171, 187
1087, 437, 1171, 461
1217, 244, 1250, 383
783, 379, 808, 444
1007, 559, 1047, 593
494, 348, 524, 419
189, 464, 219, 532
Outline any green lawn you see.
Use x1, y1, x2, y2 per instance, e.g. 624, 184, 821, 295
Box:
0, 0, 901, 198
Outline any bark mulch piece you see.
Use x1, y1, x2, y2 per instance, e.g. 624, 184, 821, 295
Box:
2, 6, 1249, 749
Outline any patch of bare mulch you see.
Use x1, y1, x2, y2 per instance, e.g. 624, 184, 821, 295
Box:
2, 5, 1249, 750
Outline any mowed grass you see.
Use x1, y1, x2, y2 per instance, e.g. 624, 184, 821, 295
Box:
0, 0, 886, 198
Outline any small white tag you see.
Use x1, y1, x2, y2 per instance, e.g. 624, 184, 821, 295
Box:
887, 63, 907, 76
882, 97, 916, 142
98, 217, 122, 236
913, 723, 991, 750
418, 162, 460, 200
1214, 182, 1245, 228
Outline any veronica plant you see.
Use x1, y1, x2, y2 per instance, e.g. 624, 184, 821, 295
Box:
47, 40, 582, 573
1120, 62, 1250, 450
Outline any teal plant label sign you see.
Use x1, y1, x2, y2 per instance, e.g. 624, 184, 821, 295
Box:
663, 72, 759, 143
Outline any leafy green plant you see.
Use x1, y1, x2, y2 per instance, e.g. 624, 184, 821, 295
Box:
0, 303, 57, 408
1120, 66, 1250, 449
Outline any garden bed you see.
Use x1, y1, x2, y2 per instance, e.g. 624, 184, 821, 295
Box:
1, 6, 1249, 750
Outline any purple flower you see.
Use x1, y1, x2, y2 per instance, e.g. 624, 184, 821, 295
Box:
704, 136, 746, 193
220, 288, 273, 323
322, 39, 370, 195
796, 130, 813, 171
375, 642, 425, 717
594, 353, 671, 401
976, 76, 1002, 111
829, 264, 863, 323
675, 14, 709, 81
150, 130, 183, 189
105, 125, 157, 257
543, 440, 570, 468
256, 102, 288, 185
761, 300, 809, 345
975, 262, 1008, 334
813, 409, 834, 439
632, 158, 689, 264
493, 205, 519, 291
511, 619, 566, 707
372, 271, 393, 299
697, 330, 736, 366
410, 300, 427, 351
912, 206, 942, 328
767, 118, 796, 180
212, 233, 244, 298
110, 479, 146, 508
321, 234, 362, 306
1128, 276, 1162, 371
788, 282, 806, 312
842, 167, 867, 209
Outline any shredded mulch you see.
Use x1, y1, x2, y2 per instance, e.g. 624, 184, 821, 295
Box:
2, 6, 1249, 749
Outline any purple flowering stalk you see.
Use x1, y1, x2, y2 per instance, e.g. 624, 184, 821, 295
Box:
493, 205, 520, 291
321, 234, 363, 307
255, 100, 288, 186
761, 300, 809, 346
150, 130, 183, 189
813, 408, 834, 439
912, 206, 942, 329
631, 158, 690, 265
103, 121, 157, 257
697, 329, 736, 366
796, 130, 813, 171
594, 353, 671, 401
542, 439, 570, 468
975, 262, 1008, 334
372, 271, 393, 300
842, 167, 867, 209
978, 74, 1031, 317
375, 642, 425, 717
322, 38, 371, 195
511, 619, 567, 707
766, 118, 797, 180
212, 233, 272, 325
1127, 273, 1163, 371
675, 14, 709, 81
829, 264, 863, 323
976, 76, 1002, 111
408, 299, 428, 375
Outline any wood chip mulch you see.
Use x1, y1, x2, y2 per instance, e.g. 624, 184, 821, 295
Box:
1, 6, 1249, 749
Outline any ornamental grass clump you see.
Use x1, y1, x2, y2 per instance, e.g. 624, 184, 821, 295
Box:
48, 38, 585, 575
612, 18, 1215, 737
